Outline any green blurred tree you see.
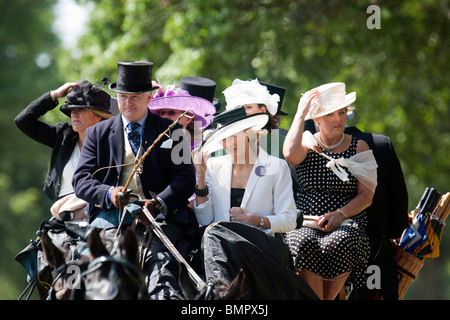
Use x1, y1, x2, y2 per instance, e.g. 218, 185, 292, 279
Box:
0, 0, 61, 299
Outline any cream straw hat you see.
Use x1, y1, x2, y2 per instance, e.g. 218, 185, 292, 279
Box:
306, 82, 356, 120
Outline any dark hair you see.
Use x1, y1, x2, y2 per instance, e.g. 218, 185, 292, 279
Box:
257, 104, 280, 130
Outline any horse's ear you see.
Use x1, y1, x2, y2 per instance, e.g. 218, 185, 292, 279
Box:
178, 262, 198, 300
88, 228, 109, 258
123, 228, 139, 263
221, 268, 245, 300
99, 228, 107, 244
41, 230, 65, 269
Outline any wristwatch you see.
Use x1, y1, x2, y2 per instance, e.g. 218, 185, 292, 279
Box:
259, 216, 265, 227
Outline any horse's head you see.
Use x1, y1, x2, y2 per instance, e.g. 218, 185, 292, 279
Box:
76, 228, 147, 300
178, 262, 246, 300
41, 230, 89, 300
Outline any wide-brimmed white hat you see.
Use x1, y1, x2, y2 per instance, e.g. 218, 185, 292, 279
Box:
200, 107, 268, 155
306, 82, 356, 120
223, 79, 280, 115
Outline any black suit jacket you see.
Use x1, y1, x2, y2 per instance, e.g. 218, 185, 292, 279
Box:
15, 92, 79, 201
344, 127, 408, 244
345, 127, 408, 299
72, 111, 196, 221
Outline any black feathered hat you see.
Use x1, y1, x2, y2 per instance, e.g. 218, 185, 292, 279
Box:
60, 80, 113, 118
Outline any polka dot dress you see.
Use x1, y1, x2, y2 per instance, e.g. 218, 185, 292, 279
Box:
285, 135, 370, 289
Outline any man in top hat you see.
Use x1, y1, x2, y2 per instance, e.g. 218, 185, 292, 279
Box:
72, 61, 196, 299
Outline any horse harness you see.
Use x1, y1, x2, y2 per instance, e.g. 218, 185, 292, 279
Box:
47, 244, 84, 300
80, 240, 147, 300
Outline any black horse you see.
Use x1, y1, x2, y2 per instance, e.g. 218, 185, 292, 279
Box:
41, 229, 90, 300
179, 262, 246, 300
39, 218, 317, 300
73, 228, 147, 300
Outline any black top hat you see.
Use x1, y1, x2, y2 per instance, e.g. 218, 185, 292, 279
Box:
249, 79, 288, 116
180, 76, 221, 112
60, 80, 113, 118
109, 61, 159, 93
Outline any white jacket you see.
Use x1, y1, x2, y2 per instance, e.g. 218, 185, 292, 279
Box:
194, 149, 297, 235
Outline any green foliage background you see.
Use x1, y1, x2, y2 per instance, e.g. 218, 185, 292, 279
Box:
0, 0, 448, 299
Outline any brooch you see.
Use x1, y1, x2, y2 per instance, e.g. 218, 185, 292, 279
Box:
255, 165, 266, 177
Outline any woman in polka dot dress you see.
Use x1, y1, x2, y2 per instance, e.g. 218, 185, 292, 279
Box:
283, 83, 378, 299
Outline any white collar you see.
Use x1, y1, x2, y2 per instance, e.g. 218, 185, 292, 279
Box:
121, 111, 148, 129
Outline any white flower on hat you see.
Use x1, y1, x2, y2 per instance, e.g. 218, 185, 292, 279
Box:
223, 79, 280, 115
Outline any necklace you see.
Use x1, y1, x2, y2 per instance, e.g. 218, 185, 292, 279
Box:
317, 133, 345, 151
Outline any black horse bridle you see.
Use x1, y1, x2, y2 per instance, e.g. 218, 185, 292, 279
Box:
84, 255, 144, 286
47, 245, 84, 300
78, 244, 147, 300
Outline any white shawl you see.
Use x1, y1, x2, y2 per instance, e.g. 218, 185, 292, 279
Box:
302, 131, 378, 193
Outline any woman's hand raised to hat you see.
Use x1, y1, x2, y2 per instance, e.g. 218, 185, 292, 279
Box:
297, 88, 318, 118
50, 82, 79, 100
283, 88, 319, 166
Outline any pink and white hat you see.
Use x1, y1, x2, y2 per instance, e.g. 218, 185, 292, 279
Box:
148, 86, 216, 129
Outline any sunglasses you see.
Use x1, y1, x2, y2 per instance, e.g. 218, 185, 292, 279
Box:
159, 110, 183, 117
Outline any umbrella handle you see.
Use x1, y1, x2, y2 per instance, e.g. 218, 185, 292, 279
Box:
421, 188, 439, 214
416, 187, 431, 210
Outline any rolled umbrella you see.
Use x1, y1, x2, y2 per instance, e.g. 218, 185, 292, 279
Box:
399, 188, 441, 253
415, 192, 450, 259
394, 188, 448, 299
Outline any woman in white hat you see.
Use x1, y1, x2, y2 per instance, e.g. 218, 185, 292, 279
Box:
190, 107, 316, 299
283, 83, 378, 299
194, 106, 296, 233
221, 79, 288, 158
223, 79, 281, 129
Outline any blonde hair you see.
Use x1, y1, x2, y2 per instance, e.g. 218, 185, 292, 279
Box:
92, 109, 114, 120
